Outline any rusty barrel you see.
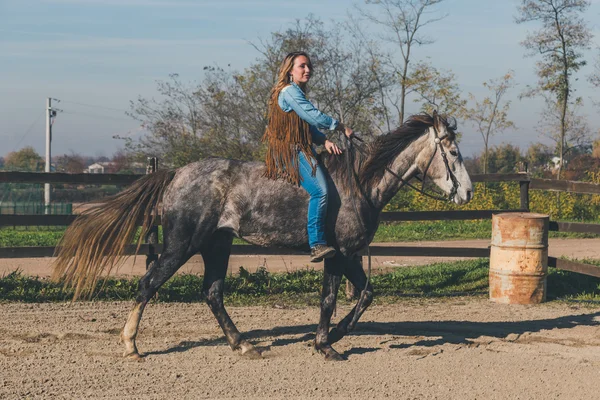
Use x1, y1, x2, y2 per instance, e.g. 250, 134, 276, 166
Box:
489, 212, 549, 304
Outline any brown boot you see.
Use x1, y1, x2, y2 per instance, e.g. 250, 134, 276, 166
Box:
310, 245, 336, 263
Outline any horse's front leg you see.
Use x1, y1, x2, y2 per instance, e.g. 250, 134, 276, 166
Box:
314, 256, 344, 361
327, 254, 373, 345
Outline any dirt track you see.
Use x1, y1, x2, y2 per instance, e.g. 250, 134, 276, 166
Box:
2, 298, 600, 399
3, 238, 600, 399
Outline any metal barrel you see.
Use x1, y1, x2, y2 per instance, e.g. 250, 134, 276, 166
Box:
489, 212, 549, 304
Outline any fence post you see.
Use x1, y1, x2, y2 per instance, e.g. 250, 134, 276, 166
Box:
518, 162, 530, 212
146, 157, 159, 271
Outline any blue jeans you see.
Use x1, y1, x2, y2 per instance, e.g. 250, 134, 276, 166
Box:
298, 151, 328, 248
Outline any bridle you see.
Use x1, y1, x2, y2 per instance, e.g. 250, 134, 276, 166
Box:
349, 119, 461, 203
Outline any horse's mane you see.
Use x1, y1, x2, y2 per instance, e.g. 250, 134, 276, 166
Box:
324, 114, 441, 193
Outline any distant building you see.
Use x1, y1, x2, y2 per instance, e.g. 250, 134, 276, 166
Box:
86, 163, 104, 174
85, 161, 146, 174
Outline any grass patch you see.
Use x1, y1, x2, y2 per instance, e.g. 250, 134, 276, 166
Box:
3, 259, 600, 304
374, 220, 599, 242
3, 219, 596, 248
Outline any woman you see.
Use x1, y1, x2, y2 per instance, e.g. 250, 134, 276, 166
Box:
263, 51, 353, 262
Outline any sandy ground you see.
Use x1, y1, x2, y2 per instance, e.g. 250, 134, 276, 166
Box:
2, 298, 600, 399
2, 238, 600, 278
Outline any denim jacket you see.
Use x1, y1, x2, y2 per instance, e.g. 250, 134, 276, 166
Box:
278, 82, 339, 145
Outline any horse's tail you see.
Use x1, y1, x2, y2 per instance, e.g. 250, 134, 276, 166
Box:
51, 169, 176, 300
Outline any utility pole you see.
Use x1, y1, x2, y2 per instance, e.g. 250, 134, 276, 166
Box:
45, 97, 55, 215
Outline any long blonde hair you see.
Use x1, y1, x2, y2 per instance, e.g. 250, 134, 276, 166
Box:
269, 51, 313, 106
263, 51, 315, 185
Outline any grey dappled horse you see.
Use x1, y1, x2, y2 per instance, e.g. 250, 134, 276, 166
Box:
52, 112, 472, 361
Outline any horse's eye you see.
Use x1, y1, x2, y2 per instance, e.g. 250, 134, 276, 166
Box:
449, 150, 458, 157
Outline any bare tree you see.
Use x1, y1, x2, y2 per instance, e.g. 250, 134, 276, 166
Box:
55, 152, 86, 173
590, 51, 600, 110
516, 0, 592, 179
359, 0, 447, 123
537, 94, 592, 172
466, 71, 516, 174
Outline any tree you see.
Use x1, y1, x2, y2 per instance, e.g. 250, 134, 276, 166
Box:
55, 153, 85, 173
4, 147, 44, 171
108, 150, 133, 174
127, 16, 393, 165
590, 52, 600, 110
536, 95, 592, 168
590, 51, 600, 89
486, 144, 524, 174
526, 142, 554, 175
466, 72, 516, 174
516, 0, 593, 179
407, 60, 466, 119
592, 139, 600, 159
0, 157, 4, 169
360, 0, 447, 123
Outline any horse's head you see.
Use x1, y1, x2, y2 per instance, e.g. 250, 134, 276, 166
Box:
415, 111, 473, 205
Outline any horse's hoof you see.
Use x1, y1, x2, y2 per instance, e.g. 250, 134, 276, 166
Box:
123, 351, 144, 361
315, 344, 345, 361
240, 342, 262, 359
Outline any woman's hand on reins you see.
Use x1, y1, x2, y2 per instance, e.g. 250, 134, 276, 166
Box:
344, 126, 353, 138
324, 139, 342, 155
337, 123, 354, 139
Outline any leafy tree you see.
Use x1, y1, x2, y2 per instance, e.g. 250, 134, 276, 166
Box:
486, 144, 524, 174
466, 72, 516, 174
526, 142, 554, 175
516, 0, 593, 179
4, 147, 44, 171
592, 139, 600, 159
564, 154, 600, 181
360, 0, 447, 123
407, 60, 466, 120
0, 157, 4, 169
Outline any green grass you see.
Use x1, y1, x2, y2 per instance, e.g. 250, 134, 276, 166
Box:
0, 227, 66, 247
374, 220, 599, 241
2, 220, 597, 248
3, 259, 600, 304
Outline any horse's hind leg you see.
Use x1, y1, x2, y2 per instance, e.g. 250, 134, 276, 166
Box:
121, 223, 198, 359
201, 230, 261, 358
327, 254, 373, 346
314, 256, 344, 361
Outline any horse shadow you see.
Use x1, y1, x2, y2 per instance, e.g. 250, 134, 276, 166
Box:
146, 310, 600, 357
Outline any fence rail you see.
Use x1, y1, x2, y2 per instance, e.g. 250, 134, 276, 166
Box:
2, 171, 600, 278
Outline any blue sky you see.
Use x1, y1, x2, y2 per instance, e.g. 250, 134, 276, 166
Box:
1, 0, 599, 159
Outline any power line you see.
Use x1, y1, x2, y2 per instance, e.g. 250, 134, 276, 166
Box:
11, 111, 45, 152
59, 99, 130, 114
61, 110, 133, 122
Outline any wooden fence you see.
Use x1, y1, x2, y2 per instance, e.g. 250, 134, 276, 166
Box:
2, 170, 600, 278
